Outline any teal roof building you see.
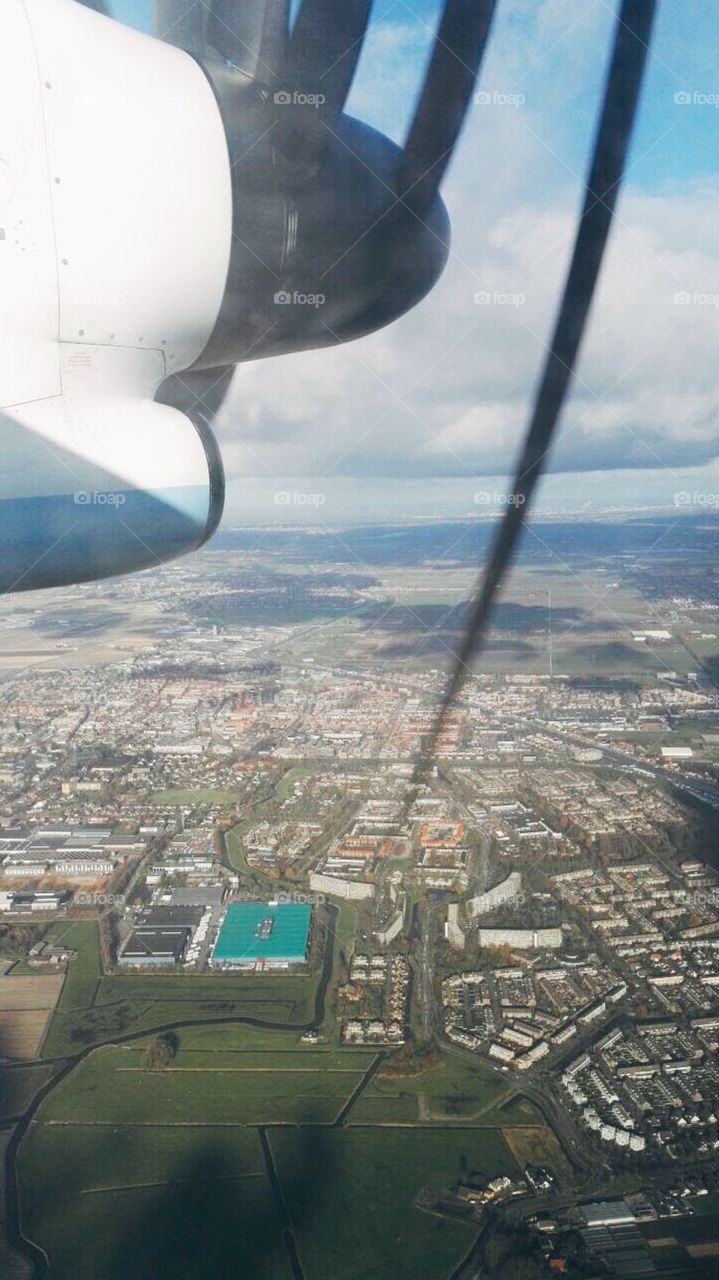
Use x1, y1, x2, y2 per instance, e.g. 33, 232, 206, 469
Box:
211, 901, 311, 970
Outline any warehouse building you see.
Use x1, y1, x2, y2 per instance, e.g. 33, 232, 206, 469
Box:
210, 901, 312, 971
117, 905, 205, 967
135, 905, 204, 932
119, 929, 190, 966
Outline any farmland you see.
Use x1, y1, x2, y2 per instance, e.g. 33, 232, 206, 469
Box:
18, 1125, 292, 1280
34, 1039, 374, 1127
41, 922, 317, 1058
270, 1126, 515, 1280
0, 973, 64, 1060
18, 1023, 526, 1280
148, 788, 241, 806
0, 1064, 55, 1121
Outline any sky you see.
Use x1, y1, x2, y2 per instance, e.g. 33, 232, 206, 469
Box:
113, 1, 719, 523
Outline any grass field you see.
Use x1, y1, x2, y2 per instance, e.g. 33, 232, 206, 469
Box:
0, 1063, 55, 1120
13, 922, 101, 1058
36, 1039, 372, 1127
148, 788, 241, 806
43, 921, 100, 1012
327, 898, 358, 1031
18, 1021, 528, 1279
502, 1125, 573, 1185
270, 1127, 516, 1280
224, 823, 254, 874
151, 1022, 331, 1054
348, 1050, 512, 1125
42, 928, 317, 1056
19, 1125, 293, 1280
21, 1112, 517, 1280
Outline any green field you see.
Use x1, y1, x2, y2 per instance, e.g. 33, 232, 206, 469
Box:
270, 1127, 515, 1280
40, 920, 101, 1055
95, 971, 313, 1012
44, 920, 101, 1011
19, 1125, 292, 1280
349, 1049, 513, 1124
18, 1021, 530, 1280
35, 1039, 372, 1126
149, 788, 240, 805
42, 926, 317, 1057
326, 897, 359, 1021
0, 1063, 55, 1120
224, 823, 254, 874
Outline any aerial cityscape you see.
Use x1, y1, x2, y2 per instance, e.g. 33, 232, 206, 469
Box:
1, 510, 719, 1279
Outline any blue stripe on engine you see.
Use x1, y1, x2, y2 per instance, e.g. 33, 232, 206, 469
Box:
0, 486, 211, 592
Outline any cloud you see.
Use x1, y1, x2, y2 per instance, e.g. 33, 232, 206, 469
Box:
208, 1, 719, 495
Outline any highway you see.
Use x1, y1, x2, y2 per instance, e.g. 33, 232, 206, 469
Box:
533, 720, 719, 812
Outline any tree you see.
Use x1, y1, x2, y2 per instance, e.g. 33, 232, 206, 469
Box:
143, 1032, 178, 1070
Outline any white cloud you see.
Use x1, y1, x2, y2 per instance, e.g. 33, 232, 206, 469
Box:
209, 1, 719, 503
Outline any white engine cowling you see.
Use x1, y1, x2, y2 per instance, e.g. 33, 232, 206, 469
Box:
0, 0, 231, 590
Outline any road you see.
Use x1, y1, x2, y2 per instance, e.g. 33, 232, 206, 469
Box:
533, 720, 719, 812
417, 901, 437, 1041
441, 1039, 592, 1182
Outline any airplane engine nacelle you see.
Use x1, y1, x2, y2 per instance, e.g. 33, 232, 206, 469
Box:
0, 0, 231, 590
1, 0, 465, 593
0, 348, 224, 591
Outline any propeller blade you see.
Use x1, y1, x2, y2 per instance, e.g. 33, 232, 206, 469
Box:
207, 0, 289, 83
421, 0, 658, 762
150, 1, 208, 54
400, 0, 498, 208
285, 0, 373, 122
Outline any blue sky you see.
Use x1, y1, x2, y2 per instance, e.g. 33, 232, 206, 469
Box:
109, 2, 719, 520
114, 0, 719, 186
